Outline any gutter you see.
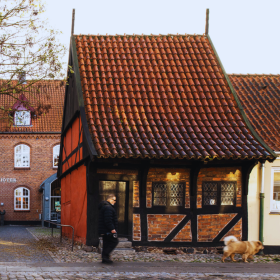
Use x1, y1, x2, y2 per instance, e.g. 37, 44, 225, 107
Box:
259, 162, 265, 255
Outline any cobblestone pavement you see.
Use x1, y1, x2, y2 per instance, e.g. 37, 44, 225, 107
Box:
0, 271, 278, 279
27, 227, 280, 264
0, 226, 54, 263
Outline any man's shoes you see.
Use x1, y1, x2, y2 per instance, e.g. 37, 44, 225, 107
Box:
102, 258, 113, 264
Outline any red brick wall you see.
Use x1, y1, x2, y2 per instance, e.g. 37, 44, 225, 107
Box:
197, 167, 242, 208
221, 218, 242, 241
147, 214, 185, 241
133, 214, 141, 241
0, 134, 60, 221
172, 220, 192, 242
197, 214, 240, 242
146, 168, 190, 208
133, 181, 140, 207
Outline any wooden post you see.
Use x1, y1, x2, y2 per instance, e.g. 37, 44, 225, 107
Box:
205, 9, 209, 35
71, 9, 75, 36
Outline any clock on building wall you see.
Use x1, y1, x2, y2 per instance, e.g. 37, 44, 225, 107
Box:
14, 111, 31, 126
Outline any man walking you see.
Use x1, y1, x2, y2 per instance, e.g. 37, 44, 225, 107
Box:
98, 194, 119, 264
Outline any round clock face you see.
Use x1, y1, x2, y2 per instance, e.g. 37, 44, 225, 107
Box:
15, 110, 31, 126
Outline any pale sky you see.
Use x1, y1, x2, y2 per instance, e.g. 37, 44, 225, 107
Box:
45, 0, 280, 75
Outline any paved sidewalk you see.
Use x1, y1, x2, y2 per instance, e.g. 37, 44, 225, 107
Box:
0, 226, 54, 263
0, 262, 278, 279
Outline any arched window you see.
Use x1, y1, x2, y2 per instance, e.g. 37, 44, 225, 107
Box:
14, 144, 30, 168
14, 187, 29, 210
53, 145, 60, 168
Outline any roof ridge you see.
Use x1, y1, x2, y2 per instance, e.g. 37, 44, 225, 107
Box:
74, 34, 205, 38
228, 74, 280, 76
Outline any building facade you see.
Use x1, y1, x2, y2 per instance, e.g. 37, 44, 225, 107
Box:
0, 81, 64, 224
58, 34, 276, 247
230, 74, 280, 253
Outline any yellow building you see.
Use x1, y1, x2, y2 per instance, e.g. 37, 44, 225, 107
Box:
229, 74, 280, 254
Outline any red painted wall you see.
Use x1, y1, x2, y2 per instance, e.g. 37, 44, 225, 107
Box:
61, 116, 87, 243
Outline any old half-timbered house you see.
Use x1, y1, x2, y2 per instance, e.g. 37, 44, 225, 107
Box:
229, 74, 280, 254
58, 34, 276, 247
0, 80, 64, 224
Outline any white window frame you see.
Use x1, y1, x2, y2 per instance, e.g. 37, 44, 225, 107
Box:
14, 144, 30, 168
14, 187, 30, 210
270, 167, 280, 212
14, 110, 31, 126
53, 145, 60, 168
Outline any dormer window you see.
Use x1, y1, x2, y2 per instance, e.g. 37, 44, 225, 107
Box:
12, 94, 34, 127
14, 111, 31, 126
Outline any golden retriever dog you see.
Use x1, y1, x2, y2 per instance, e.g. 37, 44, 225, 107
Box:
222, 236, 264, 263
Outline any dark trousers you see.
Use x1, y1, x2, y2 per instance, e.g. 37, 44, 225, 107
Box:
102, 234, 119, 260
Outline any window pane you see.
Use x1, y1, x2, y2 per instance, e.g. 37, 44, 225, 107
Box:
153, 183, 167, 206
203, 182, 217, 205
169, 183, 184, 206
273, 172, 280, 210
23, 198, 28, 209
23, 189, 28, 196
221, 183, 235, 205
15, 189, 21, 196
15, 145, 21, 153
15, 111, 30, 126
16, 197, 21, 209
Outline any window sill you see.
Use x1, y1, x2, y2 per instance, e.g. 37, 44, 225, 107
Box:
53, 167, 58, 169
14, 167, 30, 170
13, 125, 33, 127
14, 210, 30, 212
269, 212, 280, 215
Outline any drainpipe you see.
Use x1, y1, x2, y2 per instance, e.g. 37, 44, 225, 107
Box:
259, 162, 265, 255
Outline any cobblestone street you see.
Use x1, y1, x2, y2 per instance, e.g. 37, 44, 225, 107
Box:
0, 226, 279, 279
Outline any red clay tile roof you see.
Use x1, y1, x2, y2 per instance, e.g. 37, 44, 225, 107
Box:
0, 80, 65, 133
75, 34, 274, 160
229, 74, 280, 151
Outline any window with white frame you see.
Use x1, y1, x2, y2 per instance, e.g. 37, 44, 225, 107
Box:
14, 111, 31, 126
271, 168, 280, 212
14, 187, 29, 210
14, 144, 30, 168
53, 145, 60, 168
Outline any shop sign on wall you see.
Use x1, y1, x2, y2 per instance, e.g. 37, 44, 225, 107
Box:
0, 178, 16, 183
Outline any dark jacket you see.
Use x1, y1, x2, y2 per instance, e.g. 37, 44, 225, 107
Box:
98, 201, 118, 235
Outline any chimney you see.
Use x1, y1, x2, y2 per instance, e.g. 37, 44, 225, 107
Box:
71, 9, 75, 36
18, 71, 27, 84
205, 9, 209, 35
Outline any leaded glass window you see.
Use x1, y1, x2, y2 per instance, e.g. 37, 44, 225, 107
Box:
202, 181, 236, 207
153, 183, 167, 206
170, 183, 184, 206
153, 182, 185, 207
221, 183, 235, 205
203, 182, 218, 205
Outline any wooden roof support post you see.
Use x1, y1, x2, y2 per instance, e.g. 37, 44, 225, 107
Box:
205, 8, 209, 35
71, 9, 75, 36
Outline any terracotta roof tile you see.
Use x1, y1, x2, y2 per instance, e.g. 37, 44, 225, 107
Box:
75, 35, 274, 160
229, 74, 280, 151
0, 80, 65, 133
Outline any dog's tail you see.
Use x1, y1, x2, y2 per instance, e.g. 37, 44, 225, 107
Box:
223, 235, 238, 246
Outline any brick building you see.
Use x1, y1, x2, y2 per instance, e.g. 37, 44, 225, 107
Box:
0, 80, 64, 224
58, 34, 276, 247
